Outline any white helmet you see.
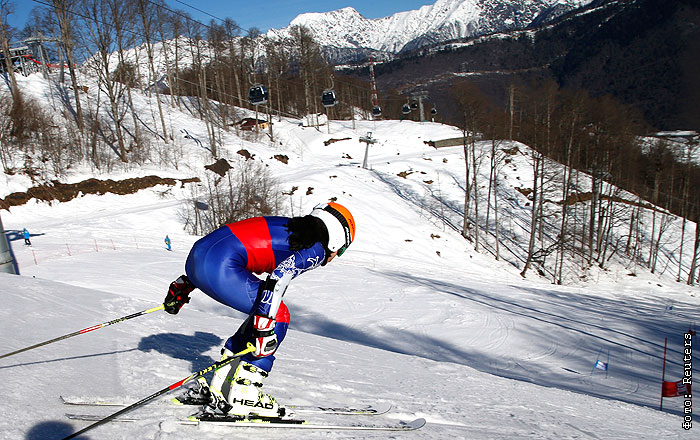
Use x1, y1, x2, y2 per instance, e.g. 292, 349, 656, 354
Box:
310, 202, 356, 255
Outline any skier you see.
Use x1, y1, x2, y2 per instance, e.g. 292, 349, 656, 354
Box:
164, 235, 172, 251
163, 202, 356, 419
23, 228, 31, 246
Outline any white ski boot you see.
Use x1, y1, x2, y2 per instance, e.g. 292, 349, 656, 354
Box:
225, 360, 281, 418
200, 349, 282, 419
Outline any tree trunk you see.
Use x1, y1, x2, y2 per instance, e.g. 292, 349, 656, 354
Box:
688, 218, 700, 285
137, 0, 168, 143
462, 129, 471, 239
471, 135, 480, 251
521, 152, 541, 278
53, 0, 84, 130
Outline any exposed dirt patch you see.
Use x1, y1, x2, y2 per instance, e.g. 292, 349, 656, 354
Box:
273, 154, 289, 164
397, 170, 426, 179
502, 146, 521, 155
204, 158, 232, 177
516, 187, 533, 199
324, 137, 351, 146
237, 149, 255, 160
562, 191, 660, 211
514, 187, 660, 212
283, 185, 298, 196
1, 175, 199, 210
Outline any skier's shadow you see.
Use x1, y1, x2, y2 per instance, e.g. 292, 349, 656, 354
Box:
6, 229, 45, 242
26, 421, 79, 440
137, 331, 223, 371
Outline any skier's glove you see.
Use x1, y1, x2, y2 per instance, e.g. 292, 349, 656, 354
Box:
251, 315, 278, 357
164, 276, 193, 315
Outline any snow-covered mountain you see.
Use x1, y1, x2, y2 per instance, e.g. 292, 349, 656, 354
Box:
267, 0, 594, 60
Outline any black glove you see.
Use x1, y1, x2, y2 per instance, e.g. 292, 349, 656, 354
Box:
164, 276, 194, 314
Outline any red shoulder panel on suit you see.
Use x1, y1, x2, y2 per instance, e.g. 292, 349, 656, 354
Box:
227, 217, 275, 273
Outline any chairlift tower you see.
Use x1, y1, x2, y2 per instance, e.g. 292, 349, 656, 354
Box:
410, 91, 429, 122
360, 132, 377, 169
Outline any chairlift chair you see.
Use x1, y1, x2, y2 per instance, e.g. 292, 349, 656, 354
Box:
249, 84, 269, 106
321, 90, 338, 108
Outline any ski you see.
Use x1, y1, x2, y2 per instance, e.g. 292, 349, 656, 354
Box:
65, 413, 138, 423
61, 396, 127, 407
65, 413, 426, 431
180, 415, 426, 431
289, 401, 391, 415
60, 395, 391, 415
172, 395, 392, 415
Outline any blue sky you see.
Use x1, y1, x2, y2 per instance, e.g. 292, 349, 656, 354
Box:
8, 1, 433, 35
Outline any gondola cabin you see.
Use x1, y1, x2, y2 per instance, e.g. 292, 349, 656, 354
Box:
402, 104, 411, 115
431, 107, 437, 115
321, 90, 338, 108
372, 105, 382, 117
249, 84, 269, 106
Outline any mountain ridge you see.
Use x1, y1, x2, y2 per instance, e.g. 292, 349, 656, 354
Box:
266, 0, 594, 63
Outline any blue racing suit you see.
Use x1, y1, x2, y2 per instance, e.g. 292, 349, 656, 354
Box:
184, 216, 327, 372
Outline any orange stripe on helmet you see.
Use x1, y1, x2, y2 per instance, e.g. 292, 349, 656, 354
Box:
327, 202, 356, 244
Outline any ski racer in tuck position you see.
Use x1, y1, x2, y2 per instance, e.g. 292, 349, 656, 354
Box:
162, 202, 356, 419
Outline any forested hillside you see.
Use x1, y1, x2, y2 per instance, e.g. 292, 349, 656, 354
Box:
367, 0, 700, 131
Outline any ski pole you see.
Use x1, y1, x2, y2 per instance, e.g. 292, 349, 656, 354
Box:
0, 304, 165, 360
62, 343, 256, 440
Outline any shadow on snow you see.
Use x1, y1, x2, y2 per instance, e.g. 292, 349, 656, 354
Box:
137, 330, 223, 372
288, 269, 699, 419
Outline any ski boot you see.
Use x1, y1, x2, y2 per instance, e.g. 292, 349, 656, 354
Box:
224, 361, 283, 418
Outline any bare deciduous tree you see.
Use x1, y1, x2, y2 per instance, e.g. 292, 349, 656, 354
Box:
53, 0, 84, 130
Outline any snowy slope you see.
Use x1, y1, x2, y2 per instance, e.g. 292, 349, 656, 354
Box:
2, 120, 699, 438
2, 178, 698, 440
1, 269, 695, 440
